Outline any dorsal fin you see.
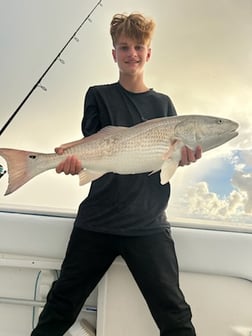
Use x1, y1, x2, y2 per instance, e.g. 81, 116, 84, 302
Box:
82, 126, 128, 143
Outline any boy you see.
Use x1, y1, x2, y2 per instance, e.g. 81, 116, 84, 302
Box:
31, 13, 201, 336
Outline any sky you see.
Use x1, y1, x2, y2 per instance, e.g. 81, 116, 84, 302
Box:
0, 0, 251, 226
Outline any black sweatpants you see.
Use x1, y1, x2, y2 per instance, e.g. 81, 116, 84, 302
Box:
31, 227, 196, 336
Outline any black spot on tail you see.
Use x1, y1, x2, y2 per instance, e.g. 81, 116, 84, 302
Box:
0, 164, 7, 179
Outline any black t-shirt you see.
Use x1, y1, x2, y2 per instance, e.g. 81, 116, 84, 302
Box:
74, 82, 177, 235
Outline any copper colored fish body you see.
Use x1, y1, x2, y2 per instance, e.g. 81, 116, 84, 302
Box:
0, 115, 239, 195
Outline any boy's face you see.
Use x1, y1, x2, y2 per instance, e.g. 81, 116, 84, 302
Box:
112, 35, 151, 76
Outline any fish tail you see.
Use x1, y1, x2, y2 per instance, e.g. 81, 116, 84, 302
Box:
0, 148, 48, 195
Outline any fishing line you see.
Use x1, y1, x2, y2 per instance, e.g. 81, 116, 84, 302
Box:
0, 0, 103, 137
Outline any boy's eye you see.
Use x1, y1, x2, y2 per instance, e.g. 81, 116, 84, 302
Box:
118, 45, 129, 51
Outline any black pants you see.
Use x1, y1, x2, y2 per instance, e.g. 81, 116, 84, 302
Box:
31, 227, 196, 336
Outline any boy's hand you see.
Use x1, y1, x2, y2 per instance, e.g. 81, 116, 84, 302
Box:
55, 147, 82, 175
179, 145, 202, 166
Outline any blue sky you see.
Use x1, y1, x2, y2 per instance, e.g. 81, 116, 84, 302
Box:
0, 0, 251, 225
202, 158, 236, 198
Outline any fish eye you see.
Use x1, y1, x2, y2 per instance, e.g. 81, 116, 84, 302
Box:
217, 119, 223, 124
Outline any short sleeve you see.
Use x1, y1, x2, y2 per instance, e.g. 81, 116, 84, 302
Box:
81, 87, 102, 137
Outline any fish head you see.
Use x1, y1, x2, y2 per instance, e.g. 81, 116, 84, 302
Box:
174, 115, 239, 152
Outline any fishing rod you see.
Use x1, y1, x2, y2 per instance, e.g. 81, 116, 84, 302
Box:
0, 0, 103, 137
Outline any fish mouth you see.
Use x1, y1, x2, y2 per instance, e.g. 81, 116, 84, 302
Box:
226, 122, 239, 138
233, 121, 239, 130
231, 131, 239, 139
224, 129, 239, 140
232, 125, 239, 136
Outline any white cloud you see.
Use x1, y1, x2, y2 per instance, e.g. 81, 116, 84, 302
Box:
232, 171, 252, 213
239, 149, 252, 167
174, 181, 248, 221
169, 146, 252, 222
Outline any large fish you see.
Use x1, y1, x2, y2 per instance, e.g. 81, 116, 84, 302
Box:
0, 115, 238, 195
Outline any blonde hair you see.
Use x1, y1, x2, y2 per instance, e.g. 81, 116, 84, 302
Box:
110, 13, 155, 47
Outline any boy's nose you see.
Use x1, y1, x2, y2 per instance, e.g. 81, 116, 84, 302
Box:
128, 46, 137, 56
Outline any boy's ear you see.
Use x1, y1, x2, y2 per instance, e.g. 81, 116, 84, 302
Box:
146, 48, 152, 61
112, 49, 117, 62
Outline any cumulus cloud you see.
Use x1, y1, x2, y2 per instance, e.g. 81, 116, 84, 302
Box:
172, 146, 252, 221
239, 149, 252, 167
232, 171, 252, 213
168, 142, 252, 223
184, 182, 246, 219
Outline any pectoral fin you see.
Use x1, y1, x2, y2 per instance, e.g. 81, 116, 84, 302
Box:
162, 139, 179, 161
160, 159, 179, 185
78, 169, 105, 185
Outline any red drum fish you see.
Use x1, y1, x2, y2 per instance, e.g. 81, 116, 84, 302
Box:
0, 115, 239, 195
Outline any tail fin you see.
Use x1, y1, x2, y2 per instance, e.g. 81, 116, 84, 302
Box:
0, 148, 48, 195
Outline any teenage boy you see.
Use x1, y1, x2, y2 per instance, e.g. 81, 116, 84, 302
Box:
31, 13, 201, 336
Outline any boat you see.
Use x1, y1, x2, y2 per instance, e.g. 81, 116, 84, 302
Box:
1, 204, 252, 336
